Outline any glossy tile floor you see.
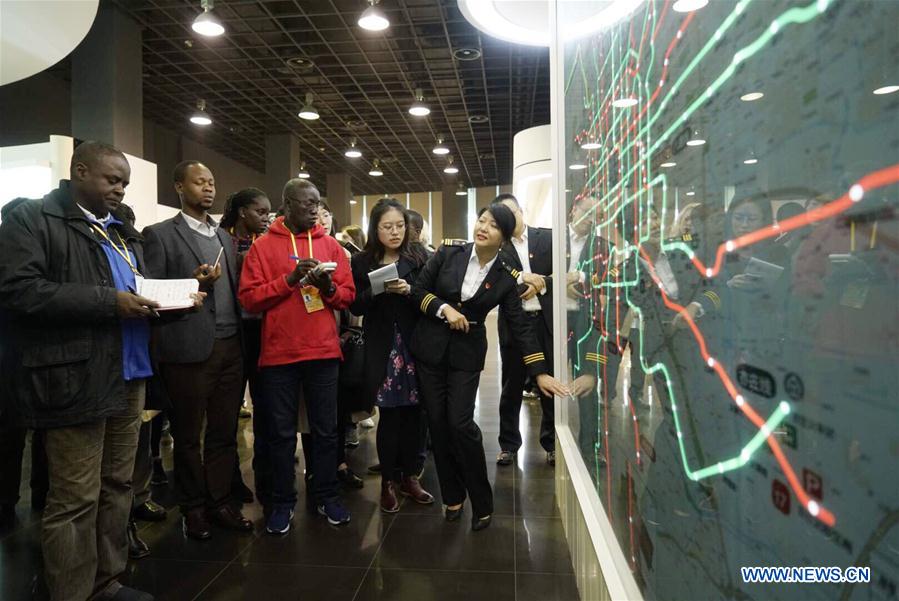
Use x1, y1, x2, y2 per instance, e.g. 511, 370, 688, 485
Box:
1, 317, 578, 601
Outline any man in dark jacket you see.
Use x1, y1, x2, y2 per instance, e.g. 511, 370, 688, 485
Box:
0, 141, 157, 601
142, 161, 251, 540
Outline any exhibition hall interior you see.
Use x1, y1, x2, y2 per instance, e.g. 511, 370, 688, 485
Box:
0, 1, 897, 600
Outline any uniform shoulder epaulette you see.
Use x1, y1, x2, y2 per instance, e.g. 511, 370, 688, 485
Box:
499, 260, 521, 280
441, 238, 468, 248
665, 233, 699, 247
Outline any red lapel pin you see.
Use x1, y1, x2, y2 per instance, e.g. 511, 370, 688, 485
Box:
485, 282, 491, 289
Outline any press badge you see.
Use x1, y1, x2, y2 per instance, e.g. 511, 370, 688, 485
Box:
301, 285, 325, 313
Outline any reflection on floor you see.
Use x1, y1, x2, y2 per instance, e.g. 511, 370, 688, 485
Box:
0, 318, 578, 601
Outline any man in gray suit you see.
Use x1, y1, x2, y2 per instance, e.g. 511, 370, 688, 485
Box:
142, 161, 252, 540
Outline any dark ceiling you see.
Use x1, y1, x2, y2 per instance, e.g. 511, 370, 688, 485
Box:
113, 0, 550, 194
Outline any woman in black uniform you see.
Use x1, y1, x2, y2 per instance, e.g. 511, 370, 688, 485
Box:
411, 202, 568, 531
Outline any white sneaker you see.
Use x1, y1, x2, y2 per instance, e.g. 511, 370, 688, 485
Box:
360, 418, 376, 429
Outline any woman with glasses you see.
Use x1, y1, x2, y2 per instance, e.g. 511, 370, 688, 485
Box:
411, 202, 568, 531
350, 199, 434, 513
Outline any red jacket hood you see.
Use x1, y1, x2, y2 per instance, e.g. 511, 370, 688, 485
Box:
268, 217, 326, 240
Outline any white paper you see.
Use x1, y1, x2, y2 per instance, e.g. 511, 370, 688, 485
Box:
368, 262, 399, 295
137, 278, 199, 311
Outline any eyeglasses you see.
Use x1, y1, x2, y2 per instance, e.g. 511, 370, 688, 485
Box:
732, 213, 763, 225
378, 222, 406, 233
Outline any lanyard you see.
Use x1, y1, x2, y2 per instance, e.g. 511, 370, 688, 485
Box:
289, 230, 314, 263
228, 227, 257, 244
91, 224, 141, 277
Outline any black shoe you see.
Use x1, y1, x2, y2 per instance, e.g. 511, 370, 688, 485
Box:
151, 459, 168, 485
471, 514, 492, 531
546, 451, 556, 466
496, 451, 515, 466
127, 519, 150, 559
182, 509, 212, 541
367, 463, 381, 474
231, 479, 255, 504
208, 505, 253, 532
133, 500, 167, 522
444, 504, 464, 522
337, 467, 364, 489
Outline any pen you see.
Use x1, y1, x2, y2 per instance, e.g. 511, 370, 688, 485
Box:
212, 247, 224, 270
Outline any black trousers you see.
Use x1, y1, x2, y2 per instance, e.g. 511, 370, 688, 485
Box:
377, 405, 423, 482
0, 410, 47, 507
498, 311, 555, 453
160, 335, 243, 512
417, 361, 492, 518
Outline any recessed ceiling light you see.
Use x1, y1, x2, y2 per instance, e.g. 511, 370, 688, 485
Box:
189, 99, 212, 125
297, 93, 319, 121
432, 135, 450, 155
740, 91, 764, 102
444, 156, 459, 174
581, 141, 601, 150
569, 163, 587, 170
192, 0, 225, 37
409, 87, 430, 117
468, 114, 489, 124
660, 161, 676, 168
611, 97, 638, 108
358, 0, 389, 31
673, 0, 708, 13
297, 161, 310, 179
453, 48, 481, 61
873, 85, 899, 95
369, 159, 383, 177
285, 57, 315, 73
344, 138, 362, 158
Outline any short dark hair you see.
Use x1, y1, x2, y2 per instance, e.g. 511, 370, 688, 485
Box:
282, 178, 317, 202
479, 202, 516, 242
221, 187, 268, 229
494, 193, 519, 207
173, 160, 205, 183
776, 202, 805, 223
407, 209, 424, 231
70, 140, 126, 174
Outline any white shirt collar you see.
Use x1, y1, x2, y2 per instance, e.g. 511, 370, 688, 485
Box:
181, 211, 218, 235
513, 227, 528, 244
77, 204, 112, 225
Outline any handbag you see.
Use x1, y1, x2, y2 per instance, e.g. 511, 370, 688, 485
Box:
338, 325, 369, 412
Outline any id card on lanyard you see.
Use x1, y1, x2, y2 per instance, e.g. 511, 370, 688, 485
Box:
290, 231, 325, 313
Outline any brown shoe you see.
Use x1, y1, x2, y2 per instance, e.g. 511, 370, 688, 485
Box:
209, 505, 253, 532
182, 508, 212, 540
380, 481, 400, 513
400, 476, 434, 504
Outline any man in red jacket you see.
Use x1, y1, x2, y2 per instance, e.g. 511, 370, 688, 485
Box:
238, 179, 355, 535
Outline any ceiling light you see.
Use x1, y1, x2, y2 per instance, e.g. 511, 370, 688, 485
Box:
443, 156, 459, 174
189, 99, 212, 126
873, 85, 899, 95
686, 129, 706, 146
409, 87, 430, 117
611, 97, 638, 108
455, 183, 467, 196
660, 161, 676, 168
349, 199, 358, 205
192, 0, 225, 37
673, 0, 709, 13
297, 161, 310, 179
743, 150, 758, 165
581, 140, 601, 150
569, 163, 587, 170
298, 93, 319, 120
344, 138, 362, 158
453, 48, 481, 61
432, 135, 450, 155
686, 187, 696, 196
358, 0, 389, 32
740, 91, 764, 102
369, 159, 383, 177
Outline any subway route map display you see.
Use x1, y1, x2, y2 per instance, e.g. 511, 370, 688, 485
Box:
557, 1, 898, 599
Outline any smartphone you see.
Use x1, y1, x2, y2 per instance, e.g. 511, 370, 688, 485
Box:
384, 277, 400, 286
316, 261, 338, 273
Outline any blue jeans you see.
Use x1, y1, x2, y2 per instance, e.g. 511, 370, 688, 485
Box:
256, 359, 340, 509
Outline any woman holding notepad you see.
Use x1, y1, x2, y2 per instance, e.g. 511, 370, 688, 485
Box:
349, 199, 434, 513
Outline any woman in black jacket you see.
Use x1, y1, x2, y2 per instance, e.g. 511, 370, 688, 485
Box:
411, 202, 568, 531
350, 199, 434, 512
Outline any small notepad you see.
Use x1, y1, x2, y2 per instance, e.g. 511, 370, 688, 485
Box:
137, 278, 199, 311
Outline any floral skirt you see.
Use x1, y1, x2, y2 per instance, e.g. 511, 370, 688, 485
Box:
375, 325, 420, 408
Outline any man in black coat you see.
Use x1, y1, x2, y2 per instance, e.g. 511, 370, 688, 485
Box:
142, 161, 251, 540
0, 141, 157, 601
494, 194, 557, 466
